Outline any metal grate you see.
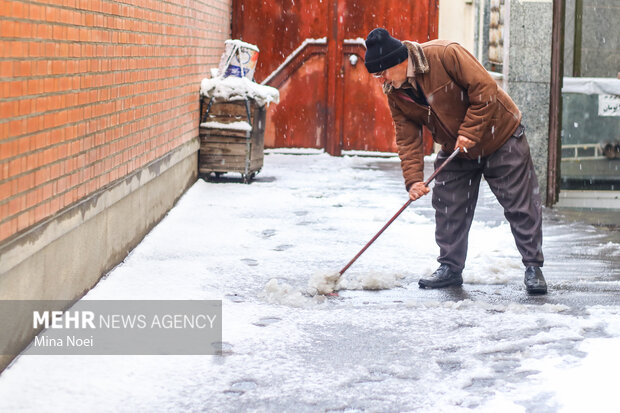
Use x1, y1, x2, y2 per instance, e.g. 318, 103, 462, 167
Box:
561, 143, 605, 160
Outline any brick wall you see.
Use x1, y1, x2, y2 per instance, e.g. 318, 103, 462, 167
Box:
0, 0, 231, 243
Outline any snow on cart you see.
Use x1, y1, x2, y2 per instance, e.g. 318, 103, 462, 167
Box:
199, 40, 279, 183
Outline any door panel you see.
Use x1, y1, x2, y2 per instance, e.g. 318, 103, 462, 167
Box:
232, 0, 327, 83
266, 54, 327, 149
341, 0, 436, 43
233, 0, 438, 153
342, 48, 397, 152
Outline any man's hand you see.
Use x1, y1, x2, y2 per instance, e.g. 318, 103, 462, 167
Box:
455, 135, 476, 153
408, 181, 430, 201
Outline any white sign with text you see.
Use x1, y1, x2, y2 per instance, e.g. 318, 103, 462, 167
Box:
598, 94, 620, 116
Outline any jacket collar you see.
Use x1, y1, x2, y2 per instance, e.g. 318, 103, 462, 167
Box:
404, 41, 429, 76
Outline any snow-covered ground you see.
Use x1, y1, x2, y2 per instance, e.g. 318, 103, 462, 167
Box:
0, 152, 619, 412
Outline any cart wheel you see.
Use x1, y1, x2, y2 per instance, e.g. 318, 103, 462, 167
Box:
204, 172, 223, 181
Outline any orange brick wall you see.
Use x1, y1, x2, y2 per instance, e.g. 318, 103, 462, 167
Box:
0, 0, 231, 243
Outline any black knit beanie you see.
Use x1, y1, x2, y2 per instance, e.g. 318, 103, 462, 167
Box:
364, 28, 408, 73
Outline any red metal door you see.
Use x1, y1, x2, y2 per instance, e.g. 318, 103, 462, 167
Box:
342, 42, 398, 152
232, 0, 438, 155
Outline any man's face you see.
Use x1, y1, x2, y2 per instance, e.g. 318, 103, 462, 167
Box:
373, 60, 408, 88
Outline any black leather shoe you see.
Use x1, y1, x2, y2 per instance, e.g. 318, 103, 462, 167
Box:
524, 266, 547, 294
419, 264, 463, 289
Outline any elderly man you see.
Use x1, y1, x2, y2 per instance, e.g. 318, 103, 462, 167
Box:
364, 28, 547, 294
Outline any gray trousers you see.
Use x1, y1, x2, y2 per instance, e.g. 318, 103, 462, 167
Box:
432, 127, 544, 271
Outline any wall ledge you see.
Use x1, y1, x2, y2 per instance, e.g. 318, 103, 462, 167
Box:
0, 138, 199, 275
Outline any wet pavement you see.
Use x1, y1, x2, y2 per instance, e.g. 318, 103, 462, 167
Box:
0, 152, 618, 412
347, 158, 620, 310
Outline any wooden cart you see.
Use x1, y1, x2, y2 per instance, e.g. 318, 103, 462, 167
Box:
198, 97, 266, 183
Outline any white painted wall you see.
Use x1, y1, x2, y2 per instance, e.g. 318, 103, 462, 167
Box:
438, 0, 476, 53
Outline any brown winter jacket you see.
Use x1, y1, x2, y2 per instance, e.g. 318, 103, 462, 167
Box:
386, 40, 522, 189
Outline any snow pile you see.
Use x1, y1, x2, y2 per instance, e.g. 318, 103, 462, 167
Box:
261, 270, 406, 305
465, 257, 522, 284
307, 271, 404, 295
199, 121, 252, 131
506, 306, 620, 412
537, 337, 620, 412
307, 271, 340, 295
338, 272, 404, 291
261, 279, 323, 307
577, 241, 620, 257
588, 306, 620, 337
200, 76, 280, 107
344, 37, 366, 45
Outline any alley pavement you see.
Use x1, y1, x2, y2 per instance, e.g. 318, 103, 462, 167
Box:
0, 151, 618, 412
